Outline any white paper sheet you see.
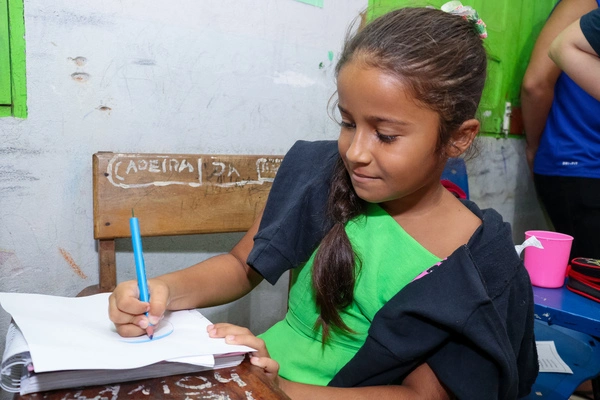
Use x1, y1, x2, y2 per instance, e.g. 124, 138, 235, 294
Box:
536, 341, 573, 374
0, 292, 254, 373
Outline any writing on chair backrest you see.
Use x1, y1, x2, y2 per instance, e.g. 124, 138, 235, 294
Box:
82, 152, 283, 296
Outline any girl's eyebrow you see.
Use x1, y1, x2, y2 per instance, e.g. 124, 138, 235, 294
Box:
337, 105, 351, 115
337, 105, 410, 126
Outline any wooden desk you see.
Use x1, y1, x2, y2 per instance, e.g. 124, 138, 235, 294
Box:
13, 358, 291, 400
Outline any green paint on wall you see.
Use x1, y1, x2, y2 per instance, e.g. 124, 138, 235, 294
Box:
9, 0, 27, 118
328, 51, 334, 61
0, 0, 27, 118
294, 0, 324, 8
0, 0, 11, 104
367, 0, 557, 137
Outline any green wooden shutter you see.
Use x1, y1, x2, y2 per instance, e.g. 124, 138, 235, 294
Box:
0, 0, 11, 105
0, 0, 26, 118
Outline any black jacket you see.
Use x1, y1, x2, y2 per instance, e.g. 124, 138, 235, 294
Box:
247, 140, 538, 399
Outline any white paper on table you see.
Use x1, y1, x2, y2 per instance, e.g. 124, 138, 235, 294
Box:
0, 292, 254, 373
536, 341, 573, 374
166, 354, 215, 367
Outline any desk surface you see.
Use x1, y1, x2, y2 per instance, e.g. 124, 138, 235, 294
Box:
13, 358, 291, 400
533, 283, 600, 337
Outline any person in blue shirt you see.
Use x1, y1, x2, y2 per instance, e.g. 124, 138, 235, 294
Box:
549, 7, 600, 101
522, 0, 600, 261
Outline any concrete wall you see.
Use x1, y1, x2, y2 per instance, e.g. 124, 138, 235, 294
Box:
468, 137, 551, 242
0, 0, 549, 380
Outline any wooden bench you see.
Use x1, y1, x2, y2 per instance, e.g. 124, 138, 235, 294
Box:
79, 151, 283, 296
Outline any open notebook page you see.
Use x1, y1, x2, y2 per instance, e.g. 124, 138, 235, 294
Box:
0, 292, 254, 373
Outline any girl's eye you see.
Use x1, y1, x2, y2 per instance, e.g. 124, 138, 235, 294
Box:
339, 120, 355, 129
377, 132, 396, 143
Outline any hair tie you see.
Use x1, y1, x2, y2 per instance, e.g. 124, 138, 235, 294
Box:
441, 1, 488, 39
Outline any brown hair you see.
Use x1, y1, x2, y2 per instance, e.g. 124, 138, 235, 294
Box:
312, 7, 487, 340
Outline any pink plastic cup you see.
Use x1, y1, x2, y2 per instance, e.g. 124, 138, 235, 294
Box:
523, 230, 574, 288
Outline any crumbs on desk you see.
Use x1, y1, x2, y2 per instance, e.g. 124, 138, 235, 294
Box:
214, 372, 247, 387
127, 385, 145, 395
47, 386, 120, 400
31, 370, 253, 400
175, 375, 213, 391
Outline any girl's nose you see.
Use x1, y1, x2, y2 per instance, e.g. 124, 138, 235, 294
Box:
345, 130, 371, 164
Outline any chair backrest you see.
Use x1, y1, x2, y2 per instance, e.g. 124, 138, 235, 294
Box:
82, 153, 469, 297
79, 152, 283, 296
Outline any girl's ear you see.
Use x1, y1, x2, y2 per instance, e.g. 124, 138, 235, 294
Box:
447, 119, 480, 157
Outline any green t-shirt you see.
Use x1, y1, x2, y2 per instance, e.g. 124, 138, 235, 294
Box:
259, 203, 441, 385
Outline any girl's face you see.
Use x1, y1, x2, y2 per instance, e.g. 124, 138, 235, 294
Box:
336, 61, 448, 213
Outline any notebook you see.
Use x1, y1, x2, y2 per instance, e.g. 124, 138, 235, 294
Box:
0, 292, 254, 395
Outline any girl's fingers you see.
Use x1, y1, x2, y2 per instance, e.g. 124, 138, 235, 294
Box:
207, 324, 269, 357
109, 279, 170, 337
250, 356, 280, 380
114, 316, 148, 337
207, 323, 252, 337
108, 292, 147, 324
108, 282, 150, 323
225, 334, 269, 357
146, 279, 170, 325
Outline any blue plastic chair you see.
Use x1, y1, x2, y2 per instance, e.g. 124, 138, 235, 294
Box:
531, 284, 600, 400
520, 320, 600, 400
442, 157, 469, 199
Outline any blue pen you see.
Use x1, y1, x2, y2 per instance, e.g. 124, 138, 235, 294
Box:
130, 210, 154, 339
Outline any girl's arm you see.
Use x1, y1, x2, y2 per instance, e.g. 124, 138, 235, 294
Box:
109, 209, 265, 337
549, 14, 600, 100
521, 0, 597, 171
212, 324, 452, 400
155, 208, 265, 311
279, 363, 451, 400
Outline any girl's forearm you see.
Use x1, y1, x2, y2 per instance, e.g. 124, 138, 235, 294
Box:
279, 362, 451, 400
156, 252, 262, 310
279, 380, 447, 400
281, 381, 411, 400
156, 208, 265, 310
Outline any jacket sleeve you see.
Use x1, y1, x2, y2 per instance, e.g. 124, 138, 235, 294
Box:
330, 247, 529, 400
246, 140, 338, 284
425, 265, 537, 400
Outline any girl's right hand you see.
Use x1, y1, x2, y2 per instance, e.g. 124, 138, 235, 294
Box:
108, 278, 170, 337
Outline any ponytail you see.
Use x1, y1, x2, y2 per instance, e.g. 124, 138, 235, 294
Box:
312, 157, 365, 341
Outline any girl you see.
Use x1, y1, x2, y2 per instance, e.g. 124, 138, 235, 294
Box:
110, 5, 538, 399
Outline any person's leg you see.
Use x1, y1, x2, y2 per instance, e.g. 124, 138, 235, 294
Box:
570, 177, 600, 259
534, 174, 600, 259
533, 174, 576, 234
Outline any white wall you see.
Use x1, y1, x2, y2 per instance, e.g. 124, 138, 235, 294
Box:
0, 0, 367, 361
0, 0, 549, 376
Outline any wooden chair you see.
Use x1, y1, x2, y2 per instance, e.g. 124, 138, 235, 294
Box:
79, 152, 283, 297
11, 152, 290, 400
81, 153, 476, 297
